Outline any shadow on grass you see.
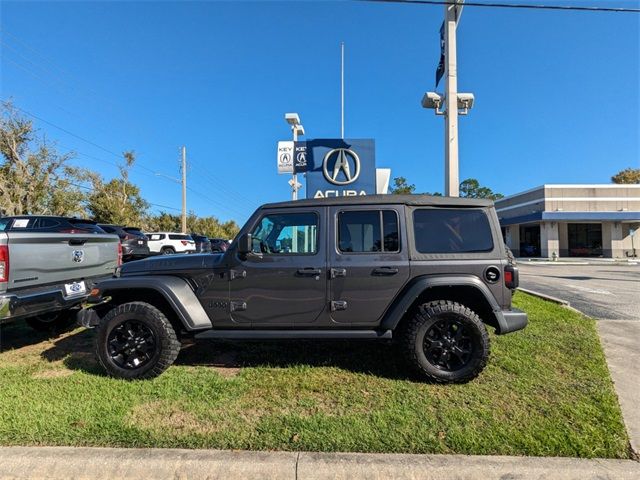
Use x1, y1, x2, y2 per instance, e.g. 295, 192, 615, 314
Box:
0, 320, 75, 353
176, 338, 411, 380
23, 323, 412, 380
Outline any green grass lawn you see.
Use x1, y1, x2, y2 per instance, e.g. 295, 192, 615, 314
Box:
0, 292, 630, 458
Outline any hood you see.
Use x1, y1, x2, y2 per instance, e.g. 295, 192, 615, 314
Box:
120, 253, 225, 276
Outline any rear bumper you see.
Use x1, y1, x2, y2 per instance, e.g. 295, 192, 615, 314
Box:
494, 307, 528, 335
122, 244, 150, 257
0, 278, 101, 323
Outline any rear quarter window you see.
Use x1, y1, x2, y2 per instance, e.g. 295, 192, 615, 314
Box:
413, 209, 494, 253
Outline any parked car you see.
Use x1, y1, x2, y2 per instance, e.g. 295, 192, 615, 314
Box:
146, 232, 196, 255
0, 215, 106, 234
98, 225, 150, 261
190, 234, 212, 253
0, 216, 120, 331
209, 238, 230, 253
81, 195, 527, 382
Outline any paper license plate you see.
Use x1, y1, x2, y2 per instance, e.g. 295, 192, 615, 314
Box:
138, 240, 143, 245
64, 281, 86, 297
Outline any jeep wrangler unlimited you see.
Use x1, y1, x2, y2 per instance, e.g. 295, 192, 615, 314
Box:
80, 195, 527, 383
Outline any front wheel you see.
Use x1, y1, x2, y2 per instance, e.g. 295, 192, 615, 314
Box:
399, 300, 490, 383
95, 302, 180, 379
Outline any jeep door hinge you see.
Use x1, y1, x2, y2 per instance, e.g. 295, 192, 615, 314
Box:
230, 300, 247, 312
331, 300, 348, 312
229, 269, 246, 281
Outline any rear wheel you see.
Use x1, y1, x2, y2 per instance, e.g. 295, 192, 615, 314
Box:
26, 309, 77, 332
399, 300, 490, 383
95, 302, 180, 379
161, 247, 175, 255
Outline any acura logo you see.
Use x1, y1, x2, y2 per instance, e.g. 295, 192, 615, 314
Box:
322, 148, 361, 185
72, 250, 85, 263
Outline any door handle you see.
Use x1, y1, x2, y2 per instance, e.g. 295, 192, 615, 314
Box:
68, 238, 88, 246
297, 268, 322, 277
330, 268, 346, 279
372, 267, 399, 276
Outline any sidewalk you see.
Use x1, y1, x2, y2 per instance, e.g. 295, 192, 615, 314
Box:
517, 257, 639, 266
0, 446, 638, 480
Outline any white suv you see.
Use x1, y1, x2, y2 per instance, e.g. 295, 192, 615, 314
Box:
146, 232, 196, 255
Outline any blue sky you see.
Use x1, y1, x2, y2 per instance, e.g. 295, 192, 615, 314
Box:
1, 1, 638, 223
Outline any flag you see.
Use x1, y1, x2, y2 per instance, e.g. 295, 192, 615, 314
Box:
435, 21, 445, 88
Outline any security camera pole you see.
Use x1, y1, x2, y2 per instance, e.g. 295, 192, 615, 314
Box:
444, 0, 460, 197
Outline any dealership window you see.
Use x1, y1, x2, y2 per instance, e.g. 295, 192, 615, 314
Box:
413, 209, 493, 253
568, 223, 602, 257
338, 210, 399, 253
251, 212, 318, 255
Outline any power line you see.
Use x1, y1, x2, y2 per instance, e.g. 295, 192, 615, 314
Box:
356, 0, 640, 13
67, 181, 182, 213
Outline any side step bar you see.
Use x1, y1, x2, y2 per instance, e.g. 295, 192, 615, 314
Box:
194, 329, 393, 340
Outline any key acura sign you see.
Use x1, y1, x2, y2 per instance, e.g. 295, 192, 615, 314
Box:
304, 139, 376, 198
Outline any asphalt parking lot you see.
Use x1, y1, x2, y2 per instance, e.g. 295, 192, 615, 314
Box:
518, 262, 640, 321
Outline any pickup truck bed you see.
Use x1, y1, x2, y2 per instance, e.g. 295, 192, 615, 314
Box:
0, 230, 119, 324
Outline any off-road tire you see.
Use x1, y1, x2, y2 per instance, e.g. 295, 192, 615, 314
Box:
398, 300, 490, 383
95, 301, 180, 380
26, 309, 77, 332
161, 247, 175, 255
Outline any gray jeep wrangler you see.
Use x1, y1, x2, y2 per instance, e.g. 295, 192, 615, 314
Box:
81, 195, 527, 383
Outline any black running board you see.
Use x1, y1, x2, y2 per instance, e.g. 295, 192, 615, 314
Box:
194, 329, 392, 340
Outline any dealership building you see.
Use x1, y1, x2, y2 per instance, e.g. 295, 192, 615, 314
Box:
495, 184, 640, 259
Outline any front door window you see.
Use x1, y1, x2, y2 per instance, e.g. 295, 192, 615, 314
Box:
251, 212, 318, 255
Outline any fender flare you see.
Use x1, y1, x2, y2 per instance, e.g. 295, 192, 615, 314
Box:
380, 274, 506, 332
94, 275, 212, 331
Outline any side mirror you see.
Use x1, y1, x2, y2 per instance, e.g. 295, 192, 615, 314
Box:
237, 233, 252, 255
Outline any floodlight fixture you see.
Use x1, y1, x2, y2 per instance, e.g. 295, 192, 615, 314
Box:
421, 92, 445, 115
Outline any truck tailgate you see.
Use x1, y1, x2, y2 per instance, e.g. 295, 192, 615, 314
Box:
3, 232, 119, 291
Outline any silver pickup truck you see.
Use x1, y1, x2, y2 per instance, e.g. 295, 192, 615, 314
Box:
0, 216, 120, 331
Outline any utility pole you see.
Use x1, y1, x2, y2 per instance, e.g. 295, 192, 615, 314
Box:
181, 146, 187, 233
444, 0, 460, 197
341, 41, 345, 139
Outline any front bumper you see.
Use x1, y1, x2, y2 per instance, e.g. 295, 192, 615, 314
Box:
494, 307, 528, 334
0, 279, 99, 322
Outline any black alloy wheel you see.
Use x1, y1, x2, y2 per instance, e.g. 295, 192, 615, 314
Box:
95, 301, 181, 379
399, 300, 490, 383
107, 320, 157, 369
423, 317, 473, 372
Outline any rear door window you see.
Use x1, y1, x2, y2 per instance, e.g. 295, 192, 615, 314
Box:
413, 209, 494, 253
169, 234, 193, 241
338, 210, 400, 253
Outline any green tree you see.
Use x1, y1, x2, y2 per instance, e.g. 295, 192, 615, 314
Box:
87, 151, 149, 225
611, 168, 640, 184
459, 178, 504, 200
389, 176, 416, 195
0, 101, 88, 216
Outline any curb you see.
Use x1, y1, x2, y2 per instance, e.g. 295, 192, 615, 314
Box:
517, 287, 570, 306
0, 447, 638, 480
517, 288, 586, 315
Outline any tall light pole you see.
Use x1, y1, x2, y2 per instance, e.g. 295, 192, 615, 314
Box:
421, 0, 474, 198
181, 146, 187, 233
444, 1, 459, 197
285, 113, 304, 200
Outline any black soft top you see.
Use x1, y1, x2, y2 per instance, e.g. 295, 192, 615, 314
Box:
262, 194, 493, 209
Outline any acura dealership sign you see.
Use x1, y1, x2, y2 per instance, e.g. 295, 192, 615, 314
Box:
304, 139, 376, 198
